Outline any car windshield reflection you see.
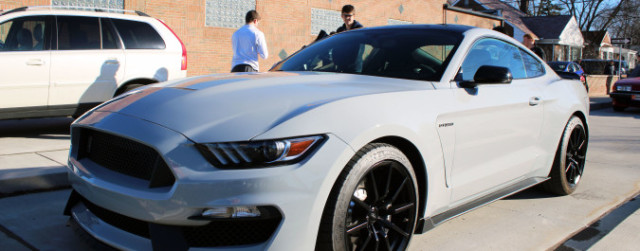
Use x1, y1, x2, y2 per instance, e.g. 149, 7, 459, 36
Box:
271, 28, 462, 82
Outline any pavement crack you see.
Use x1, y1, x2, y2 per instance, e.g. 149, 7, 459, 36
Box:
35, 151, 67, 166
0, 223, 38, 251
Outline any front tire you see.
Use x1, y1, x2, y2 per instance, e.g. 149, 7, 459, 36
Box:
543, 116, 588, 195
317, 143, 418, 251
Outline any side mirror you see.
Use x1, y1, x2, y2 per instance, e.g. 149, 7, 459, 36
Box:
555, 70, 580, 80
461, 65, 512, 88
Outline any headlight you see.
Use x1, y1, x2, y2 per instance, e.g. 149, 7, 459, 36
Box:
616, 85, 632, 92
197, 135, 325, 168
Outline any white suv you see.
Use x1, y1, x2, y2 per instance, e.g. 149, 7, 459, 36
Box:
0, 6, 187, 119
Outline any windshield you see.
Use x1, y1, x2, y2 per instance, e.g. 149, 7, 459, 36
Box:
271, 28, 462, 82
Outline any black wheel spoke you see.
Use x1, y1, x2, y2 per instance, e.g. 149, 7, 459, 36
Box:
383, 234, 392, 251
389, 202, 415, 215
390, 177, 409, 204
577, 137, 585, 151
352, 197, 371, 210
368, 171, 380, 202
371, 225, 380, 243
379, 219, 410, 238
356, 235, 372, 251
384, 167, 393, 199
347, 221, 368, 235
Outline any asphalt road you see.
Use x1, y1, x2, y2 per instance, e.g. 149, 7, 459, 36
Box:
0, 107, 639, 250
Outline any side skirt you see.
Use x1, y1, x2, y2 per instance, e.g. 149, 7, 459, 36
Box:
416, 176, 548, 233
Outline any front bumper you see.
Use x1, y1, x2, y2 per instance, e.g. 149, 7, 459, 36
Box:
65, 111, 353, 250
610, 92, 640, 107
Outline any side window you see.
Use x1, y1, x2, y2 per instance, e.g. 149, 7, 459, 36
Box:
111, 19, 165, 49
500, 44, 526, 79
521, 49, 545, 78
57, 16, 100, 50
0, 16, 48, 51
101, 19, 120, 49
459, 38, 526, 81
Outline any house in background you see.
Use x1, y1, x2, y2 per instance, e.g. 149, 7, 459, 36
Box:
582, 31, 637, 69
582, 30, 614, 60
452, 0, 536, 41
453, 0, 585, 62
521, 15, 584, 62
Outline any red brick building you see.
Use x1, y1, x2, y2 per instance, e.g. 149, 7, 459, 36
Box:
1, 0, 501, 76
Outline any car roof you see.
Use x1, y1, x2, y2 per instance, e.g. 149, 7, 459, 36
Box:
0, 6, 152, 19
353, 24, 476, 34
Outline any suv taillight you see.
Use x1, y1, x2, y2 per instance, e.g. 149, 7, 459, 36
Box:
157, 19, 187, 71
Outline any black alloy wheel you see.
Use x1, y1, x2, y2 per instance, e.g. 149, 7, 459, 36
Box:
543, 116, 588, 195
317, 143, 418, 251
564, 122, 587, 187
345, 160, 417, 250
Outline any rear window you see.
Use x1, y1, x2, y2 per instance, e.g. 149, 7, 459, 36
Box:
111, 19, 165, 49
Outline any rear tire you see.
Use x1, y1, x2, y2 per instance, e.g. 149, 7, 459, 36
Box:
316, 143, 418, 251
543, 116, 588, 195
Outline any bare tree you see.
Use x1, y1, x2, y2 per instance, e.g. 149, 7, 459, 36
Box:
557, 0, 627, 32
604, 0, 640, 47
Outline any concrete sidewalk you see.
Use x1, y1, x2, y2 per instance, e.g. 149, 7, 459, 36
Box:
0, 96, 614, 196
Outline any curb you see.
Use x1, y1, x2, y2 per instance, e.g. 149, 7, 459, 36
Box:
0, 169, 69, 197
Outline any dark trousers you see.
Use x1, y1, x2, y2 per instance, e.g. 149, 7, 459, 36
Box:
231, 64, 257, 72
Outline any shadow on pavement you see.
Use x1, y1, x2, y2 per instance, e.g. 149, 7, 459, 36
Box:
0, 117, 73, 137
503, 186, 558, 200
591, 107, 640, 119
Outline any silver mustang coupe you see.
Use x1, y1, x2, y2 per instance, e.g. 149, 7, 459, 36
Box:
64, 25, 589, 250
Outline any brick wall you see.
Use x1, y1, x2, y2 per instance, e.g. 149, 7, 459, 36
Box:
2, 1, 502, 77
587, 75, 620, 97
444, 9, 502, 29
1, 0, 50, 9
129, 0, 450, 76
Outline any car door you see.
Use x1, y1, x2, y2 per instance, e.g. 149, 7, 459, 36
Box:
49, 16, 125, 107
445, 38, 545, 202
0, 15, 52, 110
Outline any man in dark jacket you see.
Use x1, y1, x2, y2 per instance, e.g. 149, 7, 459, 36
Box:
523, 33, 546, 61
336, 5, 363, 33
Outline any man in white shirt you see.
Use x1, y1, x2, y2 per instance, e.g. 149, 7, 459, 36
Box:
231, 10, 269, 72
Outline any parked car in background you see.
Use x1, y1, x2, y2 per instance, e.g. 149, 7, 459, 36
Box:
610, 77, 640, 111
548, 61, 588, 91
0, 6, 187, 120
64, 25, 589, 250
579, 59, 627, 75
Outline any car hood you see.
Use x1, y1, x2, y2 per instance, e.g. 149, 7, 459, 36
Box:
88, 72, 430, 143
615, 77, 640, 85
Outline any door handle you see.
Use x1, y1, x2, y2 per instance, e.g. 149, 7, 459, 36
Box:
26, 59, 44, 66
529, 96, 541, 106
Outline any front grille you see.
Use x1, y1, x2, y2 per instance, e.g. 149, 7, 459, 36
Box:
79, 196, 282, 247
75, 128, 175, 188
